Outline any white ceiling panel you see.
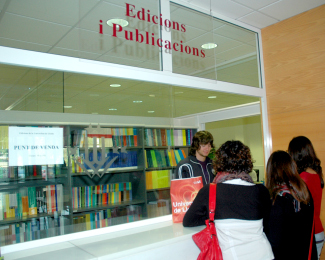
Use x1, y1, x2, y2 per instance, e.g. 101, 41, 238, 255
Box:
260, 0, 325, 20
232, 0, 278, 10
0, 13, 71, 46
238, 11, 279, 28
210, 0, 254, 20
6, 0, 80, 26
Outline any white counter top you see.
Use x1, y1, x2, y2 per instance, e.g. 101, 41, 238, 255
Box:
3, 217, 203, 260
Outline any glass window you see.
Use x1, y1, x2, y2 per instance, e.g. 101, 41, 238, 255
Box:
0, 63, 261, 246
170, 3, 261, 88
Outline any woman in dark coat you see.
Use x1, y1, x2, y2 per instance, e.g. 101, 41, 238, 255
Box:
266, 150, 317, 260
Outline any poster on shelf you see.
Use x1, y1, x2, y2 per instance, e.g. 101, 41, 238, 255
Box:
8, 126, 63, 166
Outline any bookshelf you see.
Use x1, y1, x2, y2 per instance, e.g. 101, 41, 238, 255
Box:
0, 125, 70, 246
68, 125, 146, 234
144, 127, 197, 218
0, 124, 197, 246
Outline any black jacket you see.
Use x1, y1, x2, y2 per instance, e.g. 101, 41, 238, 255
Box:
174, 155, 214, 185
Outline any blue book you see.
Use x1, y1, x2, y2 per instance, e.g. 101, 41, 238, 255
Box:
167, 129, 171, 146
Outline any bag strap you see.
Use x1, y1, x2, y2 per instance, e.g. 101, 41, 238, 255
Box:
308, 216, 315, 260
209, 183, 217, 221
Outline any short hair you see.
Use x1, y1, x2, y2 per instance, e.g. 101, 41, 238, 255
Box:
189, 131, 214, 156
213, 140, 253, 174
266, 150, 310, 204
288, 136, 324, 188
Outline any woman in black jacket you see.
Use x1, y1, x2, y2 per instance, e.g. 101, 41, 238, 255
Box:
266, 150, 317, 260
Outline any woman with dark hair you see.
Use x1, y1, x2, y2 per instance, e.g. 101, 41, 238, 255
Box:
183, 140, 273, 260
266, 150, 317, 260
288, 136, 324, 258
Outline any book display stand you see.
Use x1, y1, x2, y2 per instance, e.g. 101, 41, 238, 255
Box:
0, 125, 196, 246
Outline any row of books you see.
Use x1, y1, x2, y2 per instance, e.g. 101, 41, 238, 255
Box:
72, 183, 132, 209
0, 214, 68, 246
147, 199, 171, 218
0, 184, 64, 220
0, 126, 8, 150
0, 164, 63, 180
145, 149, 186, 168
144, 128, 196, 147
71, 127, 139, 148
146, 170, 171, 190
70, 150, 138, 173
73, 205, 142, 232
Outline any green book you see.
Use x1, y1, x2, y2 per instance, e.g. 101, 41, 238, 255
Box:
150, 150, 158, 168
81, 187, 85, 208
17, 192, 22, 218
154, 150, 163, 168
27, 187, 37, 215
146, 150, 152, 168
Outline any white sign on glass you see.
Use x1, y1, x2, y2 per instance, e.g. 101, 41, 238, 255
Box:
9, 126, 63, 166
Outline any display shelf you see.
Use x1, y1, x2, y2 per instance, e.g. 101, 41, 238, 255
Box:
0, 124, 197, 246
0, 177, 67, 189
0, 212, 58, 225
72, 199, 146, 213
146, 187, 170, 192
145, 166, 175, 171
70, 166, 143, 176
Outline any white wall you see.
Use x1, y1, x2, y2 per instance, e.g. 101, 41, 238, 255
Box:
206, 115, 265, 181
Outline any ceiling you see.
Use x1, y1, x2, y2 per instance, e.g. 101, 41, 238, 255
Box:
177, 0, 325, 29
0, 0, 323, 118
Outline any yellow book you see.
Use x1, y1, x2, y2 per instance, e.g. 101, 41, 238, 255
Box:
152, 171, 159, 189
85, 214, 91, 230
167, 151, 174, 167
111, 192, 115, 204
182, 129, 187, 146
5, 194, 10, 218
157, 170, 169, 189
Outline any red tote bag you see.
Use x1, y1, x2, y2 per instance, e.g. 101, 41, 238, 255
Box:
170, 176, 203, 223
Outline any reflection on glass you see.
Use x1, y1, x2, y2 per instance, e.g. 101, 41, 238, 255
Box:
0, 64, 259, 117
170, 3, 260, 88
79, 0, 162, 70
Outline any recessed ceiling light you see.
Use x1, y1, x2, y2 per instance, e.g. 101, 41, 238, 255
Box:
208, 96, 217, 98
64, 106, 72, 108
201, 43, 218, 49
109, 108, 117, 111
175, 91, 183, 94
133, 100, 142, 103
148, 111, 155, 113
107, 19, 128, 28
110, 84, 121, 87
149, 94, 155, 97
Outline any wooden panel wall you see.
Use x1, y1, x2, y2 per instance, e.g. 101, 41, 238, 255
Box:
262, 4, 325, 258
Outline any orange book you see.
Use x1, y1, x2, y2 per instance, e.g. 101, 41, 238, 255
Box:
161, 129, 167, 146
103, 191, 107, 205
181, 150, 187, 159
51, 185, 56, 213
146, 171, 153, 190
21, 193, 28, 217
